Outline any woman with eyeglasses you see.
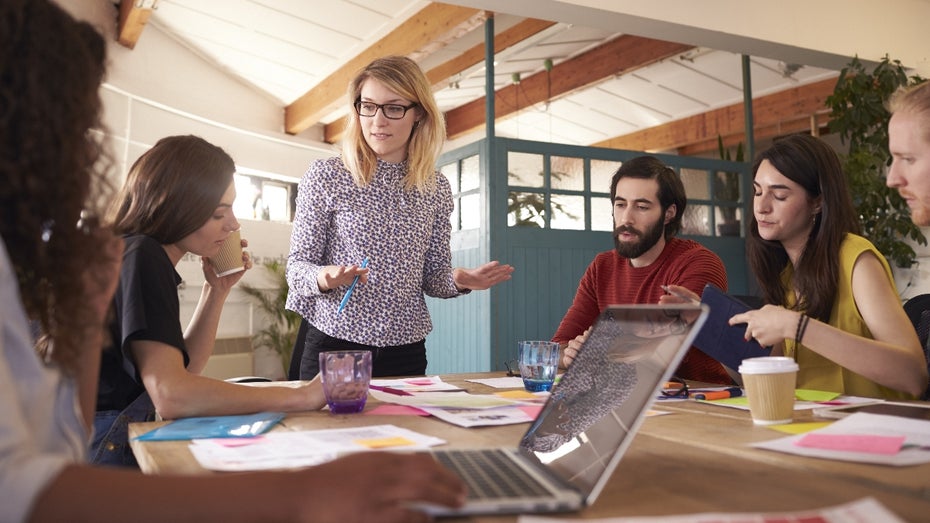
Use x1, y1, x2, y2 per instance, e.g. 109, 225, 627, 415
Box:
286, 56, 514, 379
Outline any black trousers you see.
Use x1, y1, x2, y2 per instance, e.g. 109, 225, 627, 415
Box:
290, 318, 427, 379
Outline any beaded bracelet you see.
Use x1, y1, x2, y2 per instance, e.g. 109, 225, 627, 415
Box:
795, 312, 810, 345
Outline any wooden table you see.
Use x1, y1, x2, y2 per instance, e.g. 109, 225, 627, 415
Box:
129, 372, 930, 522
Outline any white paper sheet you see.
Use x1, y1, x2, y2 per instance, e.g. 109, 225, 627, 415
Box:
188, 424, 446, 471
368, 389, 520, 409
466, 376, 527, 388
370, 375, 464, 392
419, 405, 537, 427
751, 412, 930, 466
518, 497, 905, 523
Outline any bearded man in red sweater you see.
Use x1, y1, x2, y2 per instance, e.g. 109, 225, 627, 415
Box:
553, 155, 732, 384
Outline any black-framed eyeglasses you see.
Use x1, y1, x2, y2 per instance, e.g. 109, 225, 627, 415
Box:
661, 376, 689, 397
504, 360, 521, 377
354, 100, 418, 120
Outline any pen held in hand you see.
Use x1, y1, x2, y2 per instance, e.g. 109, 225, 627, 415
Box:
337, 257, 369, 313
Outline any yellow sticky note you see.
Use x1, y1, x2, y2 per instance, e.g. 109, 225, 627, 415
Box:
768, 421, 833, 434
354, 437, 415, 449
496, 390, 537, 399
795, 389, 840, 402
711, 397, 750, 407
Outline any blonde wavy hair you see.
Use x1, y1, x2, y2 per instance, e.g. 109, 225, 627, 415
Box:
890, 81, 930, 144
341, 56, 445, 192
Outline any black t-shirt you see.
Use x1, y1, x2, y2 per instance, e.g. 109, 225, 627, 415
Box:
97, 235, 189, 412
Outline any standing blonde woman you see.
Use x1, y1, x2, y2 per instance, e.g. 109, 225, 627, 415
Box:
287, 56, 513, 379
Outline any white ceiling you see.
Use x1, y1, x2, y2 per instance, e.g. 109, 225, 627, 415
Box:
147, 0, 839, 149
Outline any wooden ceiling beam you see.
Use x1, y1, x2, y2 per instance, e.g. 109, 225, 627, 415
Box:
285, 3, 487, 136
591, 77, 837, 155
444, 35, 694, 139
117, 0, 156, 50
423, 18, 557, 89
323, 17, 558, 144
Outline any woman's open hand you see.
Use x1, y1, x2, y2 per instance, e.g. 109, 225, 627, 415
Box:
453, 261, 514, 291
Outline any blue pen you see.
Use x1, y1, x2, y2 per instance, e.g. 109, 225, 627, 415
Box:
337, 257, 369, 313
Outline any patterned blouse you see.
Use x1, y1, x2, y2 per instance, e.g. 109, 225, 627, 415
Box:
285, 156, 463, 346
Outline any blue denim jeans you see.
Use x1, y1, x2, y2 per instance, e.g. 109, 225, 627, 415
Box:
91, 392, 155, 468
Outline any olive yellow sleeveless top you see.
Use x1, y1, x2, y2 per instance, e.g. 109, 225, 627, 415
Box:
783, 234, 912, 400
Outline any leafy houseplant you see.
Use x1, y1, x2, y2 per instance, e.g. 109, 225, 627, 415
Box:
825, 55, 927, 268
508, 169, 577, 227
715, 136, 744, 236
239, 260, 301, 376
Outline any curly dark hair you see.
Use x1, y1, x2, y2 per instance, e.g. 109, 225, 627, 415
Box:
0, 0, 114, 372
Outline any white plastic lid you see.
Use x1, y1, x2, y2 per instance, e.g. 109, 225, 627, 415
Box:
738, 356, 799, 375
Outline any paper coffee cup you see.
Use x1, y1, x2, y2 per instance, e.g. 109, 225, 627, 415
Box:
738, 356, 799, 425
210, 229, 245, 277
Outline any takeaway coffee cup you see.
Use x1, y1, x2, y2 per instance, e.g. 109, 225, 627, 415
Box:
738, 356, 799, 425
210, 229, 245, 277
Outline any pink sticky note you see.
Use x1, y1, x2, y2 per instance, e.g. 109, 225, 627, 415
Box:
794, 433, 906, 455
365, 404, 430, 416
404, 378, 436, 386
213, 436, 267, 447
517, 405, 543, 420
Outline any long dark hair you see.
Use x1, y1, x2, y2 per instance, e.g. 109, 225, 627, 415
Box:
746, 134, 860, 321
0, 0, 113, 372
108, 135, 235, 243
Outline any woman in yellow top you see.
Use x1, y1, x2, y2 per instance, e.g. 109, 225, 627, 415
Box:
728, 134, 927, 399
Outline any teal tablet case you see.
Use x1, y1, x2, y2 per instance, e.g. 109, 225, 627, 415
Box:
133, 411, 285, 441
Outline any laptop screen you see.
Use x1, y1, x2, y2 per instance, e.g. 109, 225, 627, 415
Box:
518, 304, 709, 504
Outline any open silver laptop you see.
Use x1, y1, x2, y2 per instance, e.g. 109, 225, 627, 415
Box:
419, 303, 709, 517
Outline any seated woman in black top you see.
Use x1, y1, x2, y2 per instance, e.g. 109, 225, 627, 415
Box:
92, 135, 327, 466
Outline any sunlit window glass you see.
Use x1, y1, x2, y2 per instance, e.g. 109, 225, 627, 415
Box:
551, 194, 585, 230
233, 170, 296, 222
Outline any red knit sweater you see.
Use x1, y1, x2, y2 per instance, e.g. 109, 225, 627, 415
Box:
553, 238, 732, 384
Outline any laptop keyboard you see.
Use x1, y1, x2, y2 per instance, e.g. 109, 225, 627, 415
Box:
434, 449, 552, 500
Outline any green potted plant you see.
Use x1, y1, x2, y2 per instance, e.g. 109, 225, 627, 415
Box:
239, 260, 301, 376
826, 55, 927, 268
715, 136, 744, 237
508, 169, 578, 227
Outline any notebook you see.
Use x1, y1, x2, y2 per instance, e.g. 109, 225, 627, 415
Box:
418, 303, 709, 517
692, 284, 769, 373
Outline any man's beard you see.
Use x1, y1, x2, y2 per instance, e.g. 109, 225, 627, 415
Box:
613, 216, 665, 259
